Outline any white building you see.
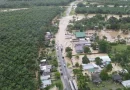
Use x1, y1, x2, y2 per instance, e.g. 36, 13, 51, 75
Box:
41, 75, 50, 80
122, 80, 130, 88
82, 63, 102, 73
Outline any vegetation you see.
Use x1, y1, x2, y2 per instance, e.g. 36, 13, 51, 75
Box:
73, 69, 90, 90
68, 14, 105, 31
76, 7, 130, 14
75, 62, 79, 67
95, 57, 102, 65
0, 7, 62, 90
86, 0, 130, 6
100, 70, 109, 80
106, 63, 113, 71
66, 51, 72, 59
98, 40, 111, 53
0, 0, 74, 8
82, 55, 90, 64
55, 72, 61, 79
65, 47, 72, 52
83, 46, 91, 53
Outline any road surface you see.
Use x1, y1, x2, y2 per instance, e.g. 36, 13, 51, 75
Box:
55, 1, 80, 90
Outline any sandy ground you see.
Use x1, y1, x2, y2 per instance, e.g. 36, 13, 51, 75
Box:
49, 86, 58, 90
72, 53, 108, 66
109, 63, 122, 74
0, 8, 28, 12
77, 14, 129, 19
99, 30, 130, 42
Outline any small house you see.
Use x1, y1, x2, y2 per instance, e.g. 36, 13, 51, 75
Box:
99, 56, 111, 65
122, 80, 130, 88
75, 44, 84, 53
112, 74, 122, 83
75, 32, 86, 39
92, 73, 102, 84
82, 63, 102, 73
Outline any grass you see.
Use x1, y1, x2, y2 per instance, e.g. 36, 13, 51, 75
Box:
112, 44, 127, 52
70, 8, 75, 15
88, 80, 124, 90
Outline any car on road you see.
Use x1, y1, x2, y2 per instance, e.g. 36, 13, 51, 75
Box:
61, 72, 63, 75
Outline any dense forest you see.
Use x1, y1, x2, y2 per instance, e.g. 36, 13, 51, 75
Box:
0, 0, 74, 8
0, 7, 63, 90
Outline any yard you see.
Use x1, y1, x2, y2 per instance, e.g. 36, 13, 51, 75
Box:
112, 44, 127, 52
88, 80, 124, 90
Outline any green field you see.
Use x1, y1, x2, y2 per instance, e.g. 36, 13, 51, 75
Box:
88, 81, 123, 90
112, 44, 127, 52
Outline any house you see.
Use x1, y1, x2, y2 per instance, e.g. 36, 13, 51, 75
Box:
74, 38, 91, 46
75, 32, 86, 38
41, 79, 52, 88
75, 44, 84, 53
122, 80, 130, 88
99, 56, 111, 65
40, 65, 52, 72
112, 74, 122, 83
45, 32, 52, 40
92, 73, 102, 84
82, 63, 102, 73
40, 59, 47, 66
40, 75, 50, 80
88, 56, 111, 65
74, 38, 91, 53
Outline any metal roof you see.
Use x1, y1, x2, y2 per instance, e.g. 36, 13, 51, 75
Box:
75, 32, 86, 38
122, 80, 130, 88
82, 63, 98, 70
99, 56, 111, 62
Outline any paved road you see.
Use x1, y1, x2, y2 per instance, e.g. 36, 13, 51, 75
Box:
55, 1, 81, 90
56, 44, 72, 90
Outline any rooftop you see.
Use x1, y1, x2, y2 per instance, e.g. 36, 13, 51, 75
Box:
75, 32, 86, 38
99, 56, 111, 62
92, 73, 102, 84
82, 63, 98, 70
41, 59, 46, 63
122, 80, 130, 88
112, 74, 122, 82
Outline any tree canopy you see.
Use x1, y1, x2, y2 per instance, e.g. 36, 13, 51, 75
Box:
82, 55, 90, 64
0, 7, 62, 90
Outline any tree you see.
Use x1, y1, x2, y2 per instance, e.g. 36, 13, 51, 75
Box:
91, 43, 97, 50
83, 46, 90, 53
106, 63, 113, 71
98, 40, 111, 53
124, 73, 130, 80
75, 54, 79, 59
75, 62, 79, 67
95, 57, 102, 65
55, 72, 60, 79
82, 55, 90, 64
51, 39, 55, 45
100, 70, 109, 80
66, 51, 72, 59
65, 47, 72, 52
103, 35, 107, 40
